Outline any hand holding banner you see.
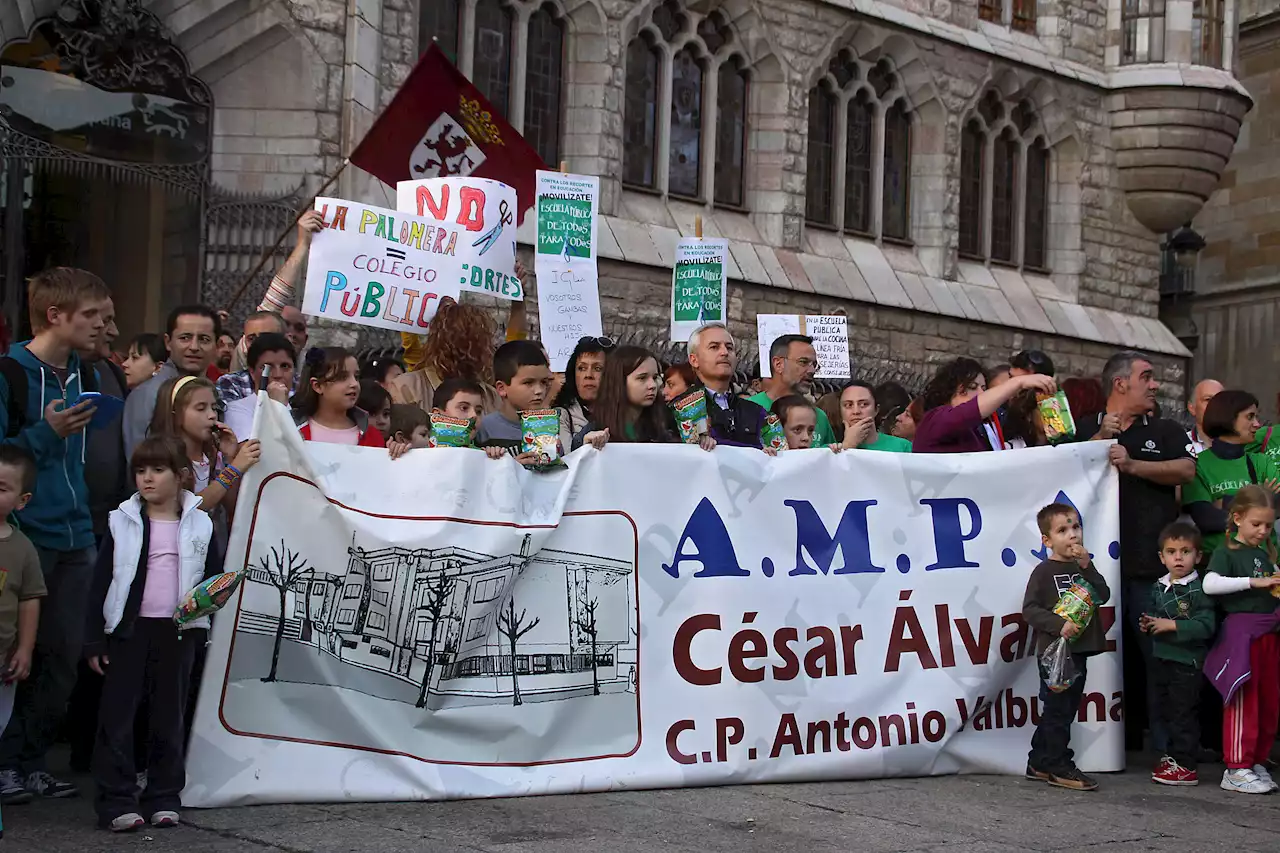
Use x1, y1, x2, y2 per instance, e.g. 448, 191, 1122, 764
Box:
535, 171, 602, 371
670, 238, 729, 342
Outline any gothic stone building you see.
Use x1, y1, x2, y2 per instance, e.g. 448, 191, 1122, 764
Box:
0, 0, 1252, 404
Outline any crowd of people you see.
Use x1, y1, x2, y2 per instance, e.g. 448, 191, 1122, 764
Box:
0, 210, 1275, 833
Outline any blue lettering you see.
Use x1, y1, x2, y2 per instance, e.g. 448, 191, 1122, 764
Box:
922, 498, 982, 571
784, 500, 884, 576
662, 497, 748, 579
319, 271, 347, 312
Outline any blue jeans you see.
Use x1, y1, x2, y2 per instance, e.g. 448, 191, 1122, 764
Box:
0, 546, 95, 774
1123, 578, 1169, 754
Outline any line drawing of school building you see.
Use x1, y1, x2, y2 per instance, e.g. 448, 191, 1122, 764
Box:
236, 531, 637, 708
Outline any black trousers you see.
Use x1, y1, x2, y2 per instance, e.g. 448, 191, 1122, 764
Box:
1152, 657, 1202, 769
92, 619, 196, 822
1030, 654, 1088, 774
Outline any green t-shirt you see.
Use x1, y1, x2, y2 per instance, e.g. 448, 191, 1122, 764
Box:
1206, 542, 1280, 614
1248, 426, 1280, 464
748, 392, 836, 447
1182, 447, 1280, 552
862, 432, 912, 453
0, 528, 46, 660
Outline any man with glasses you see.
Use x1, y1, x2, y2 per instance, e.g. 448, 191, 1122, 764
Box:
687, 323, 766, 448
747, 334, 836, 446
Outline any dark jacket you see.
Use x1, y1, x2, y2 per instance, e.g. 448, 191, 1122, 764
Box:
700, 385, 766, 449
1022, 558, 1112, 656
86, 358, 129, 537
1148, 572, 1216, 667
1205, 609, 1280, 704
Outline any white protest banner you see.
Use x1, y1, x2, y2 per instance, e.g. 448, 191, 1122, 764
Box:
670, 238, 729, 342
535, 171, 602, 371
185, 400, 1123, 806
301, 198, 464, 334
757, 314, 850, 379
396, 176, 523, 301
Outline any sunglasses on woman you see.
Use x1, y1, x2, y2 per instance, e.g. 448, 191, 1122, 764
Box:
577, 335, 616, 351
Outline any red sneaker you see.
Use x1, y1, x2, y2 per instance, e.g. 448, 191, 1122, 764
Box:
1152, 759, 1198, 786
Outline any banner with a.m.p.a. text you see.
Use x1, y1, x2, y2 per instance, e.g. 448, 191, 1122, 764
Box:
183, 399, 1122, 806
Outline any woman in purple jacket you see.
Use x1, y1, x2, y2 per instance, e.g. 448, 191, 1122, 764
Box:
913, 357, 1057, 453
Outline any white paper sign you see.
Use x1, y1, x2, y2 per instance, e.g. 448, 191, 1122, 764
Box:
185, 401, 1124, 806
395, 177, 522, 301
756, 314, 850, 379
535, 171, 602, 371
302, 197, 464, 334
670, 238, 729, 343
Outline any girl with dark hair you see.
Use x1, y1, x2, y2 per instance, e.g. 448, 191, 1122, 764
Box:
356, 379, 392, 437
555, 336, 612, 450
1182, 389, 1280, 553
292, 347, 385, 447
1002, 389, 1049, 449
574, 346, 707, 450
912, 357, 1056, 453
367, 356, 405, 392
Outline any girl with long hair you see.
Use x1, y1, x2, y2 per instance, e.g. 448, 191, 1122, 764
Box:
292, 347, 385, 447
576, 346, 714, 450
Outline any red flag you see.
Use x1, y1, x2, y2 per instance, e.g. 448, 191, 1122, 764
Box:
348, 44, 547, 223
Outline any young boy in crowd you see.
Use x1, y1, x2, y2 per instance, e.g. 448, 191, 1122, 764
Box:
388, 405, 431, 449
476, 341, 552, 464
1022, 502, 1111, 792
1139, 522, 1214, 786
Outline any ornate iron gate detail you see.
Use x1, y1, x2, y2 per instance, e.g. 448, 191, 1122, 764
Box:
201, 187, 304, 327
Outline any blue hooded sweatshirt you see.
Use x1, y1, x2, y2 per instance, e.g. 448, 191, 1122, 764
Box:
0, 342, 96, 551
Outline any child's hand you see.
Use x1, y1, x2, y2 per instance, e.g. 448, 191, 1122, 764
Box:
216, 422, 240, 459
1068, 543, 1089, 567
87, 654, 109, 676
582, 429, 609, 450
828, 443, 843, 454
698, 435, 716, 452
484, 446, 506, 460
514, 451, 540, 467
1249, 575, 1280, 589
387, 439, 412, 460
231, 439, 261, 472
762, 447, 778, 457
1144, 617, 1177, 635
1060, 621, 1080, 639
6, 647, 32, 682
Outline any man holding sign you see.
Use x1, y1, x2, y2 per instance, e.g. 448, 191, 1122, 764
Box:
748, 335, 837, 446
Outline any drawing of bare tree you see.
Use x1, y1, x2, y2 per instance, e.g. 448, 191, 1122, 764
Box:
576, 597, 601, 696
258, 540, 312, 683
414, 569, 458, 708
496, 596, 540, 706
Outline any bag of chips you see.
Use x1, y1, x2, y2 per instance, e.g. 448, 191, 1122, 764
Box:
672, 389, 709, 444
1037, 390, 1077, 442
1040, 637, 1080, 693
174, 570, 244, 627
761, 414, 786, 451
429, 412, 473, 448
1053, 576, 1096, 636
521, 409, 565, 468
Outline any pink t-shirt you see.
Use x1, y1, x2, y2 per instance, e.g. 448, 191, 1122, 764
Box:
139, 519, 181, 618
307, 420, 360, 445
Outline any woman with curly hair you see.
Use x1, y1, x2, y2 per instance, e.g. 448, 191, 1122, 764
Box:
389, 297, 503, 415
912, 357, 1056, 453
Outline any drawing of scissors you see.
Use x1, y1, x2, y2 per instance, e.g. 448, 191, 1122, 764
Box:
472, 200, 514, 256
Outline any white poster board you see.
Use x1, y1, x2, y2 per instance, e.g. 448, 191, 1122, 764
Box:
395, 177, 522, 301
670, 238, 729, 343
534, 171, 602, 371
756, 314, 851, 379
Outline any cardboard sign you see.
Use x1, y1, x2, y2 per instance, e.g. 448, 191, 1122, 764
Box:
535, 171, 602, 371
670, 238, 729, 342
756, 314, 850, 379
302, 197, 465, 334
395, 177, 522, 301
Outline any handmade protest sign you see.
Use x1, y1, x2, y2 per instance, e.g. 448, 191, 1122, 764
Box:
301, 197, 465, 334
395, 177, 522, 301
535, 171, 602, 371
756, 314, 850, 379
670, 238, 729, 342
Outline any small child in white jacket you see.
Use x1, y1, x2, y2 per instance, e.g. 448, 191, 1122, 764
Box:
84, 436, 223, 833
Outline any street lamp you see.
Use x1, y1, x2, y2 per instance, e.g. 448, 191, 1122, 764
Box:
1167, 224, 1206, 271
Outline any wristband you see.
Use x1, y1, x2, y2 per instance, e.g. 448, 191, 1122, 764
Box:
224, 464, 243, 478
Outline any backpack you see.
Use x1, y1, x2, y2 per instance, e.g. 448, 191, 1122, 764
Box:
0, 356, 101, 439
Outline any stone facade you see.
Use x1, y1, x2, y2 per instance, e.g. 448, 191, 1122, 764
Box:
1, 0, 1251, 407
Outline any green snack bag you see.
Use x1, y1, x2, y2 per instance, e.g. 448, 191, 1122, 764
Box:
672, 389, 709, 444
1052, 577, 1096, 637
429, 412, 473, 447
521, 409, 566, 468
761, 413, 786, 451
174, 571, 244, 627
1037, 390, 1076, 442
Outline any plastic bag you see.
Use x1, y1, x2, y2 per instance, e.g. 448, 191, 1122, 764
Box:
520, 409, 566, 469
1053, 577, 1096, 635
672, 389, 709, 444
1040, 636, 1080, 693
1037, 390, 1077, 442
760, 414, 786, 451
429, 412, 472, 447
174, 570, 244, 626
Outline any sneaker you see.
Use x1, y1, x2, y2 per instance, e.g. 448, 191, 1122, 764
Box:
1024, 763, 1050, 782
1221, 768, 1273, 794
1152, 759, 1198, 786
109, 813, 145, 833
150, 810, 180, 828
0, 769, 33, 805
1251, 764, 1279, 792
1047, 766, 1099, 791
1154, 754, 1174, 772
25, 770, 78, 799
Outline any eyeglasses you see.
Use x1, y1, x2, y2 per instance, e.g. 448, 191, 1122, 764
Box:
577, 335, 615, 350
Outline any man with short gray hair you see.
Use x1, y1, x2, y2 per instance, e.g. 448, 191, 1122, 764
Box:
686, 323, 765, 447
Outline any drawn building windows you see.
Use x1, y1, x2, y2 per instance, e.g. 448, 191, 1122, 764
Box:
367, 612, 387, 631
372, 589, 389, 606
472, 577, 504, 603
465, 615, 489, 641
337, 608, 357, 624
342, 583, 362, 600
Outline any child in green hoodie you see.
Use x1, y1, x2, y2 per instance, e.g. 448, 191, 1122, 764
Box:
1139, 522, 1215, 787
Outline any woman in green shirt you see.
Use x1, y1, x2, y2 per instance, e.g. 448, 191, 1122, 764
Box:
1182, 389, 1280, 553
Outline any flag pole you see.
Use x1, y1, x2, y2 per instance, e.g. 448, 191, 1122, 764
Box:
223, 157, 350, 312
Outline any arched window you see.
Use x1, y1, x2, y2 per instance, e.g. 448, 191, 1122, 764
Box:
623, 35, 661, 188
715, 57, 748, 207
524, 5, 564, 168
882, 100, 911, 242
472, 0, 513, 116
991, 130, 1018, 263
1024, 140, 1049, 270
805, 84, 837, 225
1121, 0, 1166, 64
418, 0, 459, 59
669, 48, 704, 198
1192, 0, 1225, 67
959, 120, 985, 259
980, 0, 1035, 33
844, 92, 874, 236
804, 54, 911, 241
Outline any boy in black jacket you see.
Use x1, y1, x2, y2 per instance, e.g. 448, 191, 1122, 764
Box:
1022, 502, 1112, 791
